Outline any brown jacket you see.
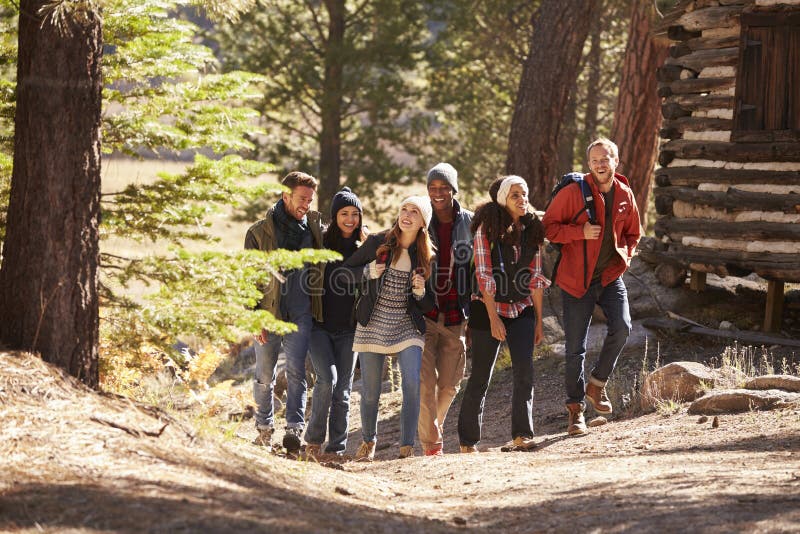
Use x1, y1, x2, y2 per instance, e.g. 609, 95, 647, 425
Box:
244, 205, 324, 323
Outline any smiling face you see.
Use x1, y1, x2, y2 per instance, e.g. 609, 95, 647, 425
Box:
282, 185, 315, 221
398, 203, 425, 234
427, 178, 454, 216
588, 144, 619, 192
335, 206, 361, 238
504, 184, 529, 221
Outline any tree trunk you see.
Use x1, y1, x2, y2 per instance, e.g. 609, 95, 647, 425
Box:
610, 0, 669, 229
582, 9, 604, 151
557, 90, 578, 174
506, 0, 600, 208
318, 0, 345, 218
0, 2, 102, 387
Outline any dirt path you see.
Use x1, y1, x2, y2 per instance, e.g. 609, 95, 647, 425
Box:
2, 350, 799, 533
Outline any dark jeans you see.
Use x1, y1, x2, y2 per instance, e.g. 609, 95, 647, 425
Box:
562, 277, 632, 406
458, 303, 535, 447
305, 325, 356, 453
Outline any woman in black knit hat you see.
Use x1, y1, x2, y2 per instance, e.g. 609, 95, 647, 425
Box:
304, 187, 366, 459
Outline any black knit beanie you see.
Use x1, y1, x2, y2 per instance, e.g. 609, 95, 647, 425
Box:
330, 186, 362, 219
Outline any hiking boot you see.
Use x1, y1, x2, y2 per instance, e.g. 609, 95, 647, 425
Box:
512, 436, 538, 451
355, 441, 376, 462
398, 445, 415, 459
566, 403, 588, 436
282, 427, 303, 453
586, 377, 613, 414
459, 444, 479, 454
253, 427, 274, 450
304, 443, 321, 461
424, 444, 444, 456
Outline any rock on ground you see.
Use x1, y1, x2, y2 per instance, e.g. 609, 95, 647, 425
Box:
688, 388, 800, 414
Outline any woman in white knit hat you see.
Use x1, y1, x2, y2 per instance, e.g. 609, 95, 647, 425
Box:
457, 176, 550, 453
343, 196, 435, 461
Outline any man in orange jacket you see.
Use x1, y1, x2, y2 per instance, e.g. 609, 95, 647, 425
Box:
542, 138, 641, 436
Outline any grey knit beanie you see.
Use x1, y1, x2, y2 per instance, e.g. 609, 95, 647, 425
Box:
426, 162, 458, 194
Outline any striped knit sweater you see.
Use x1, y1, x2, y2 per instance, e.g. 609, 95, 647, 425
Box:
352, 265, 424, 354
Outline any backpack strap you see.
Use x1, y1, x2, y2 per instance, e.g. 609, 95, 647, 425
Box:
577, 178, 596, 224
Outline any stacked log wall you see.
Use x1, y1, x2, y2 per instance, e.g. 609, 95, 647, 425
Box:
654, 0, 800, 282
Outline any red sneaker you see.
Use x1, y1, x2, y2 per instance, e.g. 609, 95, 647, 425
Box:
424, 444, 443, 456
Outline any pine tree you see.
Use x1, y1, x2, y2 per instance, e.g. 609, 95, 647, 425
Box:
0, 0, 338, 387
211, 0, 429, 216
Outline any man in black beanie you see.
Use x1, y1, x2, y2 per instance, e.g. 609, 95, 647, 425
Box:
419, 162, 474, 455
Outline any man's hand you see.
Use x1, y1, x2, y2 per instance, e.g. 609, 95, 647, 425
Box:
583, 221, 601, 240
253, 328, 269, 345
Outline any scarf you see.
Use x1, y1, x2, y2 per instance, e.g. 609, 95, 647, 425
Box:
273, 198, 310, 251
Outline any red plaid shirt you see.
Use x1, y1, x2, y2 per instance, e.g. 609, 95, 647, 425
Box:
426, 220, 463, 326
472, 225, 550, 318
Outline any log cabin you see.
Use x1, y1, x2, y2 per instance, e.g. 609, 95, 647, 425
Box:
651, 0, 800, 332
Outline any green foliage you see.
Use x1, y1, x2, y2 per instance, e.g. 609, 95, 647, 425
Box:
101, 154, 277, 244
102, 0, 267, 156
211, 0, 431, 201
422, 0, 538, 197
0, 4, 15, 242
109, 248, 340, 344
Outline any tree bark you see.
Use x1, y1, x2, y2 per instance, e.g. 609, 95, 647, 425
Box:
556, 90, 578, 173
506, 0, 600, 209
0, 2, 102, 387
582, 9, 604, 152
318, 0, 345, 218
610, 0, 669, 228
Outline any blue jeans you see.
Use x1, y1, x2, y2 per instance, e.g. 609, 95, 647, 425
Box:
253, 313, 312, 430
562, 277, 632, 406
359, 346, 422, 447
458, 306, 535, 447
305, 325, 356, 453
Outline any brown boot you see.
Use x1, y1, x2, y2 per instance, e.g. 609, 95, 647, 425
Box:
566, 403, 588, 436
586, 376, 613, 414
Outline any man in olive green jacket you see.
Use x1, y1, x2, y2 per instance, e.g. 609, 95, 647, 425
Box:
245, 171, 324, 454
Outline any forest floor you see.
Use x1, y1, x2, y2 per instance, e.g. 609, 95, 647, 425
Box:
2, 332, 799, 533
3, 252, 800, 533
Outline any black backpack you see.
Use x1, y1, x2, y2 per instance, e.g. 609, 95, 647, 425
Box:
544, 172, 597, 281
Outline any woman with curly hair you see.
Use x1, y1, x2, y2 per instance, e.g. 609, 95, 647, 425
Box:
457, 175, 550, 453
343, 196, 435, 461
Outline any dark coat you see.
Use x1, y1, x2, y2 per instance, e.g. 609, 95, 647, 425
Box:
426, 198, 474, 319
343, 231, 435, 334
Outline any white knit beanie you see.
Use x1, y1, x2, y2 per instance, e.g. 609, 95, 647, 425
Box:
400, 195, 433, 228
496, 176, 528, 207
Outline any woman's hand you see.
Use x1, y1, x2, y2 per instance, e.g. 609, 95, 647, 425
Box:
368, 260, 386, 279
489, 314, 506, 342
360, 225, 370, 241
411, 271, 425, 296
534, 319, 543, 345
